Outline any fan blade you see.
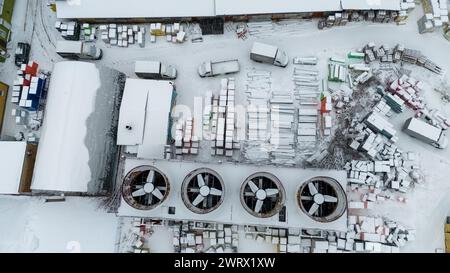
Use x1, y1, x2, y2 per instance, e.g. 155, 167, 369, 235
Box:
324, 195, 338, 203
248, 180, 259, 193
258, 178, 263, 188
197, 174, 205, 187
254, 200, 263, 213
192, 194, 205, 206
131, 188, 146, 197
209, 188, 222, 196
146, 192, 153, 204
152, 188, 164, 200
308, 182, 318, 196
308, 203, 320, 215
301, 195, 313, 200
244, 191, 255, 196
265, 188, 279, 197
146, 170, 155, 183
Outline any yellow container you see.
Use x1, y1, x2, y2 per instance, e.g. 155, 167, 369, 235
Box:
445, 224, 450, 233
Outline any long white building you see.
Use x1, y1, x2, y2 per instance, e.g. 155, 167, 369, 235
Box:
56, 0, 404, 20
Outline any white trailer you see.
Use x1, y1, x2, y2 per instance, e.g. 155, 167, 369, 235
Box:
56, 40, 102, 60
197, 59, 240, 77
135, 61, 177, 80
403, 117, 448, 149
250, 42, 289, 67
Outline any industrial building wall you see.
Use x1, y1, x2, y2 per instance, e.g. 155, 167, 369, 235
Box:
0, 0, 15, 52
18, 143, 38, 193
85, 65, 126, 194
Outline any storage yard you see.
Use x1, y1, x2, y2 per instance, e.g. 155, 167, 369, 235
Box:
0, 0, 450, 255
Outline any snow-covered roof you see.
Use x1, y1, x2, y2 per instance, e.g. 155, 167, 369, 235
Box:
341, 0, 401, 11
117, 79, 174, 160
32, 61, 122, 193
56, 0, 403, 19
0, 141, 26, 195
215, 0, 342, 16
56, 0, 216, 19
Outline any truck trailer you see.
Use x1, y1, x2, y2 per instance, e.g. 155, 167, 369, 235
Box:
135, 61, 177, 80
403, 117, 448, 149
56, 40, 102, 60
250, 42, 289, 67
197, 59, 240, 77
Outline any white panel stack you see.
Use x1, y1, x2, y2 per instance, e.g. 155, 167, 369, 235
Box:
244, 70, 271, 162
298, 107, 318, 143
292, 67, 320, 102
174, 118, 199, 156
209, 78, 239, 157
270, 92, 296, 165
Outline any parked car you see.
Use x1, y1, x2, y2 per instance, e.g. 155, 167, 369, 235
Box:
135, 61, 177, 80
14, 42, 30, 67
197, 59, 240, 77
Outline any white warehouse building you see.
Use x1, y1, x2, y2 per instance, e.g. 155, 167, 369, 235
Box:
31, 61, 125, 193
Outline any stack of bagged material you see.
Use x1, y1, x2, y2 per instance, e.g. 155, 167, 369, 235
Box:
150, 23, 186, 43
318, 5, 413, 30
174, 118, 199, 156
81, 23, 96, 41
363, 43, 402, 64
345, 154, 418, 193
417, 108, 450, 130
418, 0, 449, 33
387, 74, 426, 111
277, 217, 414, 253
363, 42, 442, 74
348, 216, 415, 251
55, 21, 80, 41
347, 115, 392, 154
99, 24, 145, 47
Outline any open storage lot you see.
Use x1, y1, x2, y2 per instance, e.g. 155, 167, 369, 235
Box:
0, 2, 450, 253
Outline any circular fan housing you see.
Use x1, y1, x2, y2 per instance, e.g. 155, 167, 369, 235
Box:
240, 172, 285, 218
297, 176, 347, 223
122, 166, 170, 210
181, 168, 225, 214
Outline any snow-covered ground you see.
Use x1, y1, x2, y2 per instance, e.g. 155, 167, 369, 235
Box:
0, 2, 449, 252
